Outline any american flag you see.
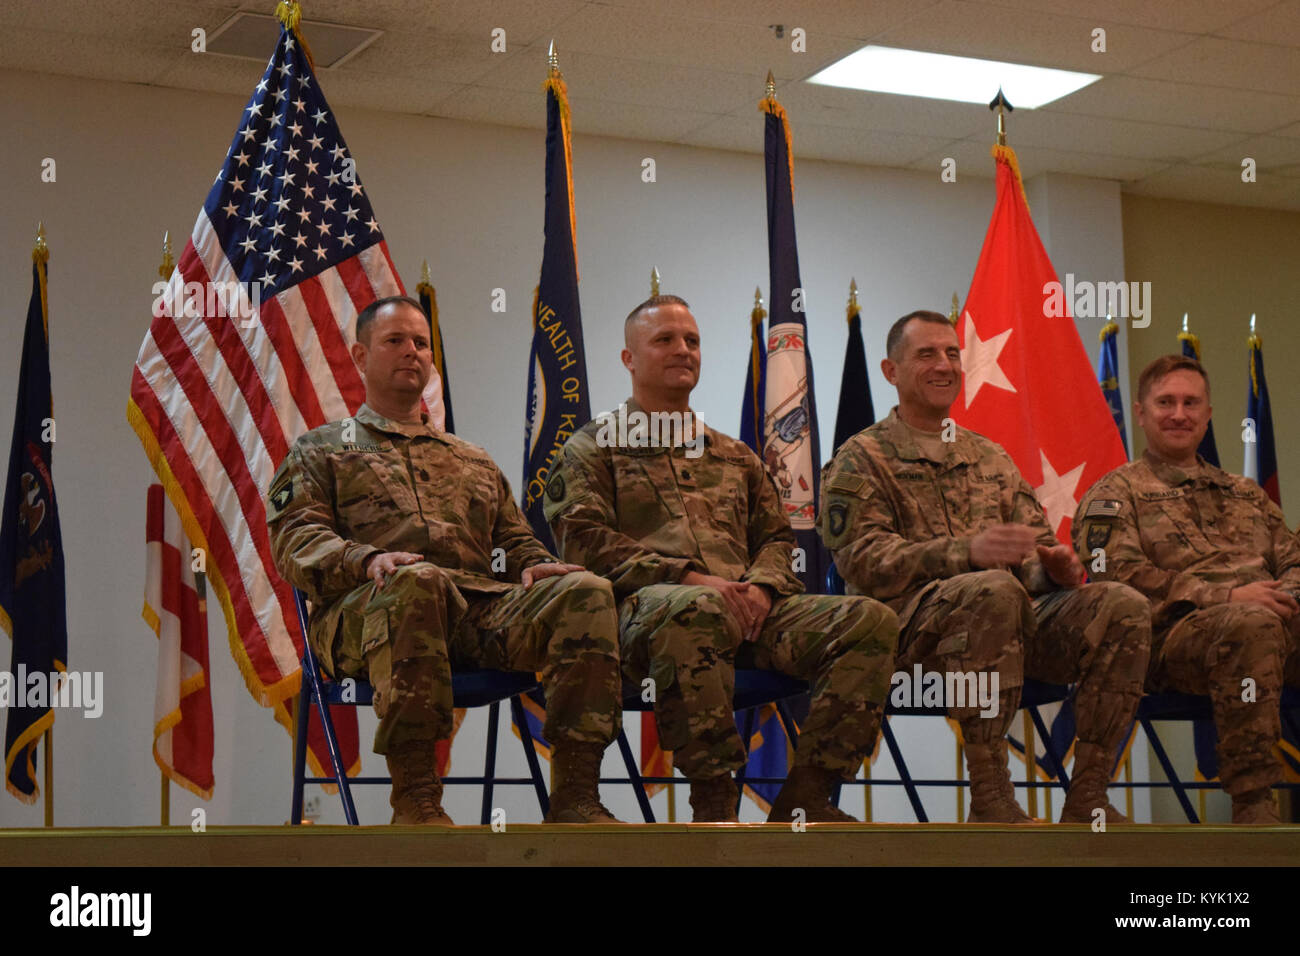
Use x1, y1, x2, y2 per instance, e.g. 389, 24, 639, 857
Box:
128, 22, 438, 772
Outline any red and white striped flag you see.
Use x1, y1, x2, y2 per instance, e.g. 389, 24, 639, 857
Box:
144, 484, 214, 799
127, 11, 440, 779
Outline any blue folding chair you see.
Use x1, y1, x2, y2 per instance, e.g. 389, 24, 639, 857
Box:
1134, 686, 1300, 823
289, 588, 551, 825
825, 561, 1072, 821
607, 670, 811, 822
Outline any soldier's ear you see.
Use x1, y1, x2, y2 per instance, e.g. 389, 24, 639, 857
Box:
350, 340, 367, 371
621, 348, 634, 374
880, 357, 898, 385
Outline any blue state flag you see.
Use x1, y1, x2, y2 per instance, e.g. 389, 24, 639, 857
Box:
833, 289, 875, 454
522, 66, 591, 555
1097, 320, 1128, 456
759, 92, 828, 594
1244, 331, 1279, 505
1, 248, 68, 804
1178, 329, 1219, 466
739, 291, 767, 454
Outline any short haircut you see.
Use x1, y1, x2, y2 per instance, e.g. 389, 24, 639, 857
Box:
886, 310, 954, 361
625, 294, 690, 326
1137, 353, 1211, 402
355, 294, 424, 343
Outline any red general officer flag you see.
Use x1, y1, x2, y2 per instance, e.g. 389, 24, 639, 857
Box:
952, 145, 1126, 544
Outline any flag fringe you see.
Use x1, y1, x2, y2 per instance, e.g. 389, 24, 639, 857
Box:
4, 708, 54, 805
992, 143, 1028, 210
126, 397, 302, 711
1176, 329, 1201, 358
417, 280, 447, 383
542, 74, 579, 281
759, 97, 796, 199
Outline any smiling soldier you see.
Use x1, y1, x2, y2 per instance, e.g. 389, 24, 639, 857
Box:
545, 294, 899, 823
1075, 354, 1300, 823
821, 309, 1152, 824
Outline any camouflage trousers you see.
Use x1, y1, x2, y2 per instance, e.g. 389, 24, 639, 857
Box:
900, 571, 1151, 749
329, 564, 622, 755
1152, 604, 1300, 795
619, 585, 899, 779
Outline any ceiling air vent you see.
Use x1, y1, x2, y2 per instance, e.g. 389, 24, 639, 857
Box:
205, 11, 381, 69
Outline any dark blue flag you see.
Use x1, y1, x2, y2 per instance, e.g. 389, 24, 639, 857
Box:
739, 290, 767, 455
1098, 320, 1128, 456
1178, 329, 1219, 467
759, 93, 827, 594
522, 67, 590, 554
1, 250, 68, 804
833, 287, 876, 454
1245, 330, 1279, 505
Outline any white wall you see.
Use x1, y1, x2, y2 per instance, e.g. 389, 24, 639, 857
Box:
0, 67, 1140, 826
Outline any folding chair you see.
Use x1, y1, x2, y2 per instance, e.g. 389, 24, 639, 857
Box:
1135, 686, 1300, 823
825, 561, 1072, 822
607, 670, 811, 822
289, 588, 551, 825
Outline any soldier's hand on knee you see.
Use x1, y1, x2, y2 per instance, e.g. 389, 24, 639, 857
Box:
366, 551, 424, 590
521, 562, 585, 588
970, 524, 1037, 569
1037, 543, 1084, 588
736, 583, 773, 642
683, 571, 756, 637
1230, 580, 1300, 619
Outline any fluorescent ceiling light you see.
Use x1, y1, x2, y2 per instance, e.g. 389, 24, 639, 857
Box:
807, 45, 1100, 109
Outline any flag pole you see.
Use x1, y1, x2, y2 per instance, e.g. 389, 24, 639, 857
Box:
158, 231, 174, 827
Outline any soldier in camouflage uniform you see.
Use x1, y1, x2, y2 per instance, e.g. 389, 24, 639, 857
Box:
267, 296, 623, 825
1075, 354, 1300, 824
544, 295, 899, 823
821, 311, 1151, 824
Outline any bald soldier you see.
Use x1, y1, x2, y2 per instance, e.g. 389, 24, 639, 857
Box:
544, 294, 899, 823
267, 295, 623, 825
820, 310, 1152, 824
1075, 354, 1300, 824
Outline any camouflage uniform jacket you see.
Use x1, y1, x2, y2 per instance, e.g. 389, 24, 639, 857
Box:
1073, 450, 1300, 630
543, 397, 803, 602
819, 407, 1055, 617
267, 403, 553, 669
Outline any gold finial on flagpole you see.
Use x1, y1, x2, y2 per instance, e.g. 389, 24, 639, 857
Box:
421, 259, 431, 287
548, 39, 560, 77
159, 231, 174, 280
989, 88, 1013, 146
847, 278, 859, 313
949, 292, 960, 325
33, 222, 48, 264
753, 286, 766, 319
1182, 312, 1189, 334
650, 267, 660, 297
1250, 312, 1257, 336
764, 70, 776, 100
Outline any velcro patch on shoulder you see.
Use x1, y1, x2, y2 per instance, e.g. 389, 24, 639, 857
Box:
825, 473, 868, 496
1084, 498, 1122, 519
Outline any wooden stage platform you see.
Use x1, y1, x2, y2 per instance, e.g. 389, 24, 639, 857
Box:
2, 823, 1298, 867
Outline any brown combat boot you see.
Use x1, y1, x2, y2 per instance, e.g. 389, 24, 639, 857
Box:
386, 741, 454, 825
1231, 788, 1281, 825
545, 742, 621, 823
1060, 742, 1128, 824
767, 766, 857, 823
965, 741, 1036, 824
688, 776, 739, 822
